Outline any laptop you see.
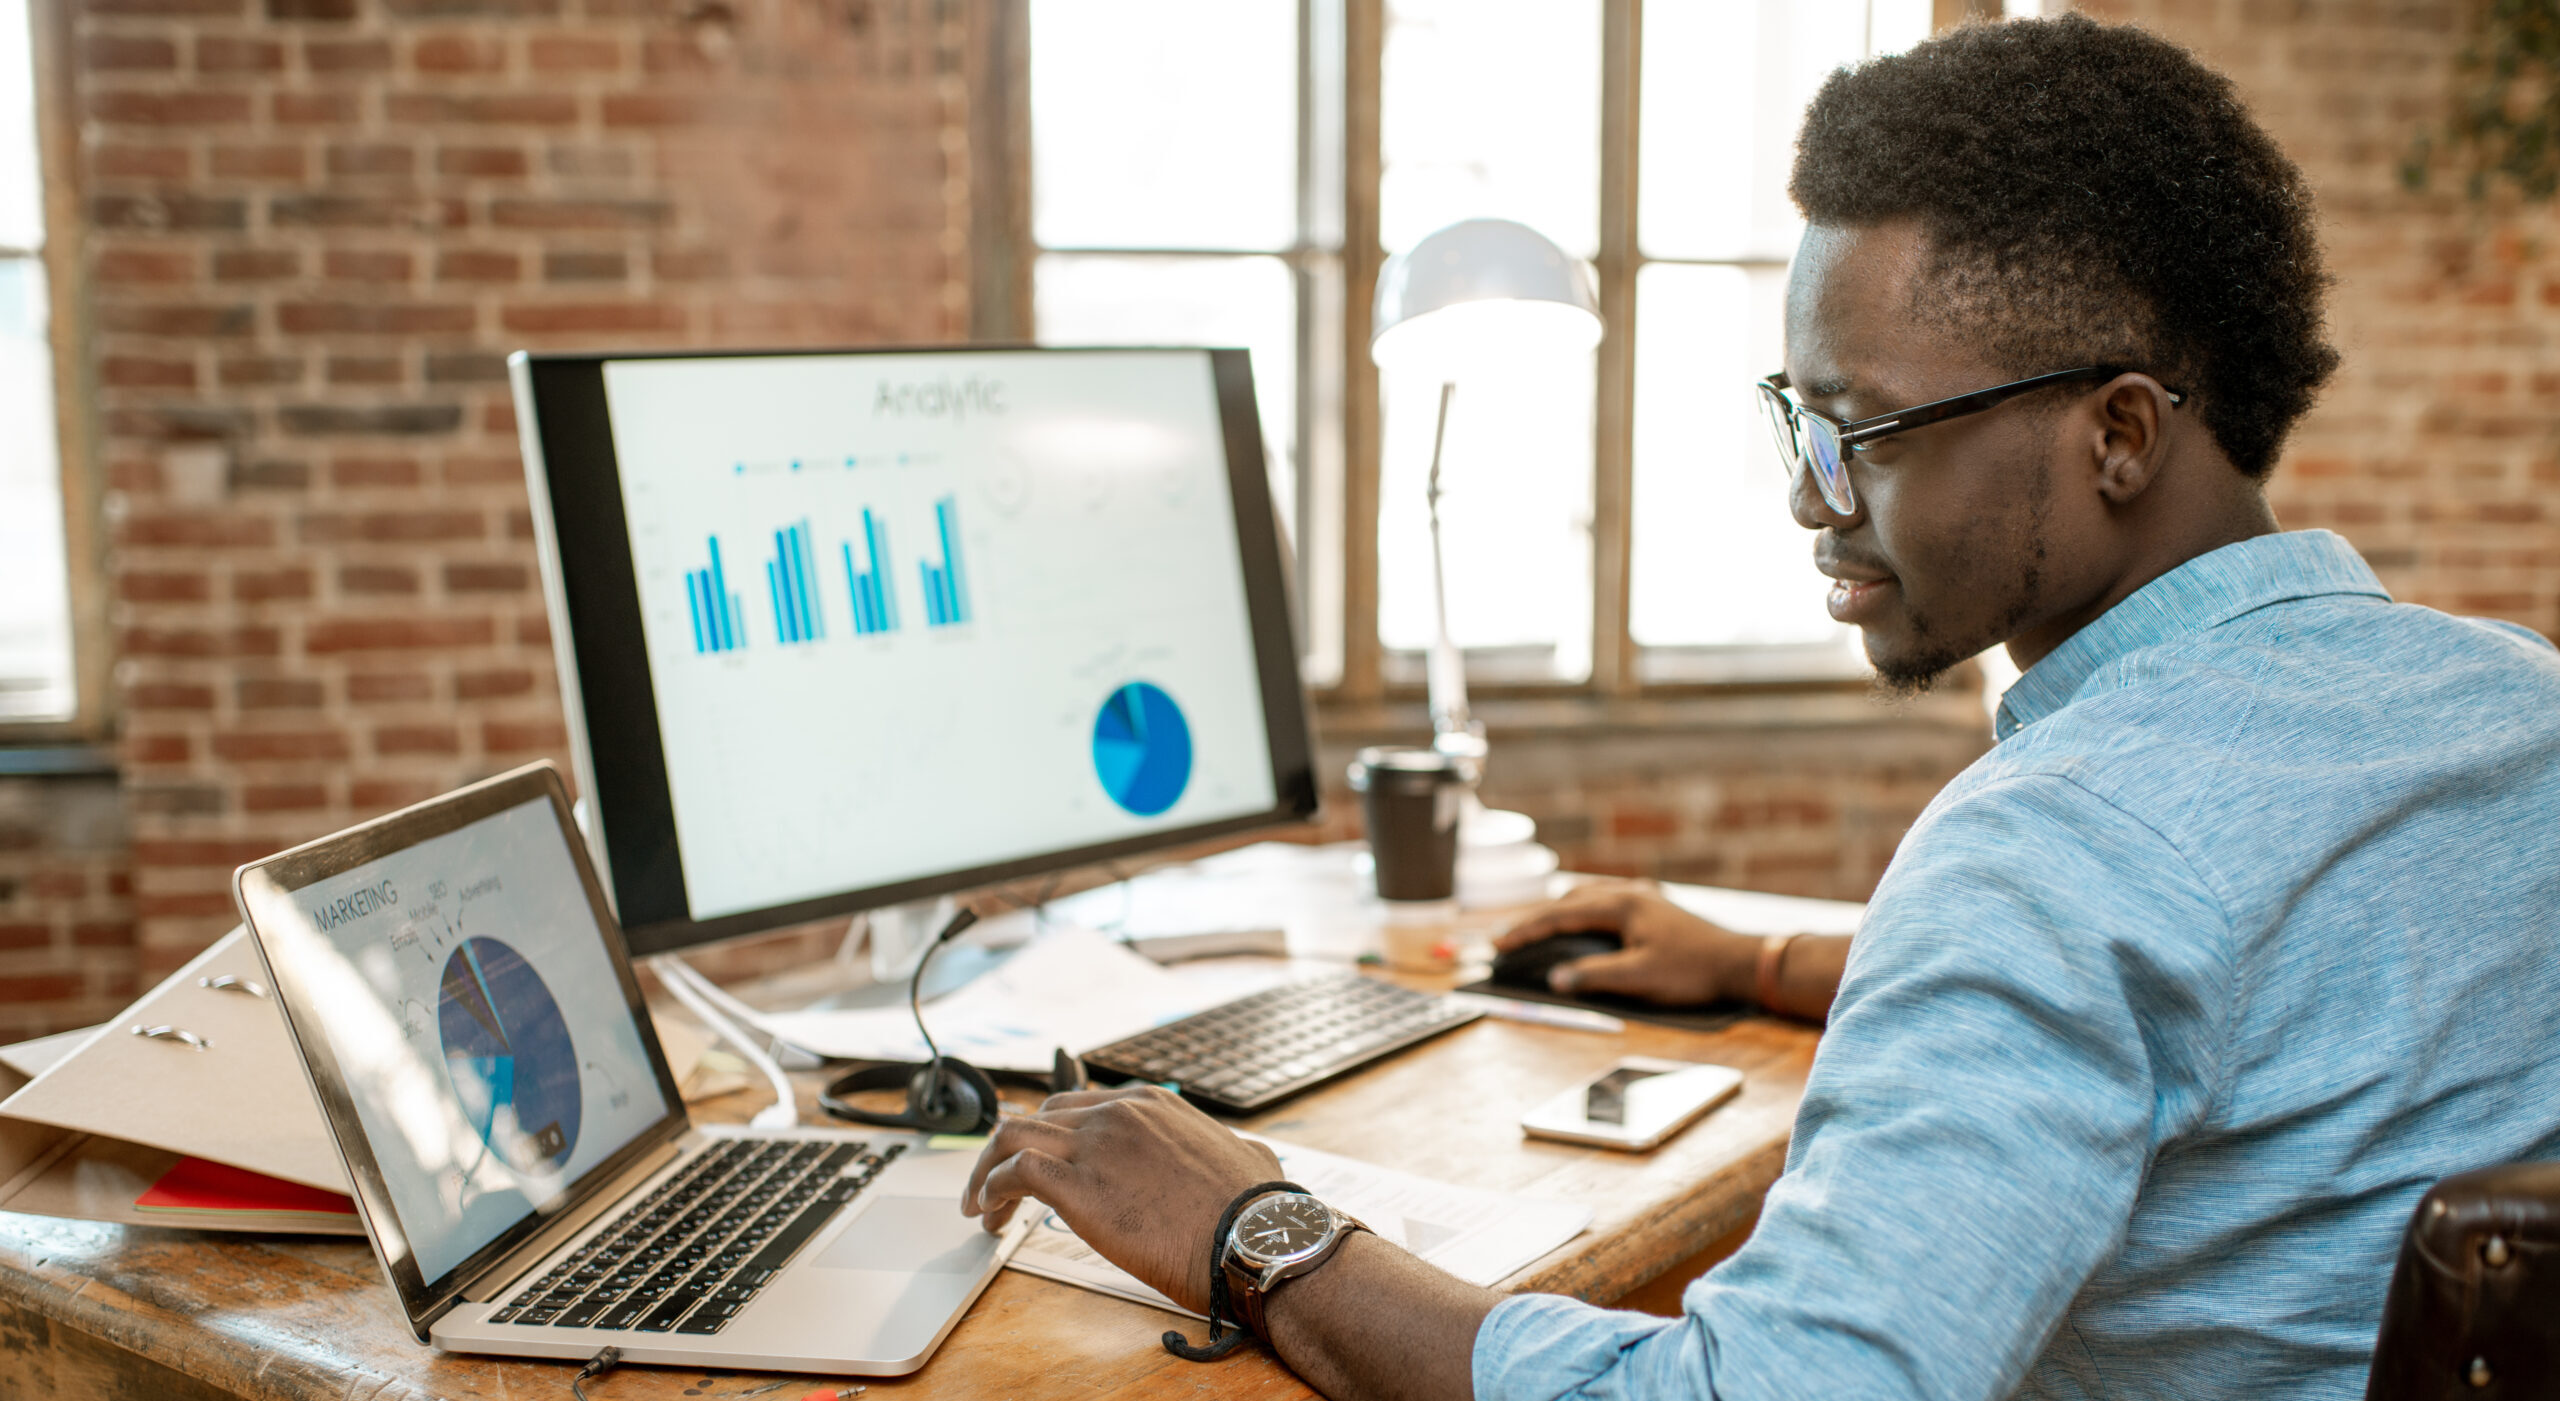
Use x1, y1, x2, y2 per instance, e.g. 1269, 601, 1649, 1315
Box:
233, 761, 1032, 1375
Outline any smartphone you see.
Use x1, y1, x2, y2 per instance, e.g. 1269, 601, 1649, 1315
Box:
1519, 1057, 1744, 1151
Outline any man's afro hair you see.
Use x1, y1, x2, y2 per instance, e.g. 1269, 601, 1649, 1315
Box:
1789, 14, 2338, 479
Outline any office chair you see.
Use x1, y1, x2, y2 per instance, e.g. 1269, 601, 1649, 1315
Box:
2367, 1161, 2560, 1399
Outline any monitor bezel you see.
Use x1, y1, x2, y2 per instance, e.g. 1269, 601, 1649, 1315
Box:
512, 345, 1321, 957
232, 761, 691, 1340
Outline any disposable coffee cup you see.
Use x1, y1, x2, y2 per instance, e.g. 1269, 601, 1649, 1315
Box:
1349, 745, 1465, 902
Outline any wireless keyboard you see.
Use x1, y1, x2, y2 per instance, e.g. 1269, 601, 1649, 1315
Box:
1080, 972, 1483, 1114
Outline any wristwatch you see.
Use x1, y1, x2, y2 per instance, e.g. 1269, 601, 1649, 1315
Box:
1220, 1190, 1368, 1341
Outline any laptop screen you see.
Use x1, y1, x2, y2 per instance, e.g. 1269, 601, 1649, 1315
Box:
244, 792, 675, 1285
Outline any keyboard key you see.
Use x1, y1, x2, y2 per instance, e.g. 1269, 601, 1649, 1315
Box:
598, 1301, 648, 1330
555, 1299, 609, 1328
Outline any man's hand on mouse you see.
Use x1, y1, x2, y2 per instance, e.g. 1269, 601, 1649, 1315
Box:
1493, 883, 1759, 1006
961, 1084, 1281, 1315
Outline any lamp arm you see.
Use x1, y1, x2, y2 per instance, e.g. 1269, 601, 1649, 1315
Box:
1424, 381, 1481, 761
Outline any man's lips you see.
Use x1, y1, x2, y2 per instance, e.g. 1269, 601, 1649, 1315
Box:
1816, 547, 1896, 623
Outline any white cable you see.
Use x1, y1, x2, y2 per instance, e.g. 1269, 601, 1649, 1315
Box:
657, 956, 828, 1071
650, 955, 799, 1130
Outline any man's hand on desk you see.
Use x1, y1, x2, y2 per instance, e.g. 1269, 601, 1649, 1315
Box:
961, 1084, 1280, 1312
1495, 883, 1849, 1022
960, 1085, 1496, 1401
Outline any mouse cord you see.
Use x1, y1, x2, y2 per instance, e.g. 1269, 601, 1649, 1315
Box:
570, 1346, 622, 1400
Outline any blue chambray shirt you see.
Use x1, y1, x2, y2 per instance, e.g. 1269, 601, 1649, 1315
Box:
1474, 530, 2560, 1401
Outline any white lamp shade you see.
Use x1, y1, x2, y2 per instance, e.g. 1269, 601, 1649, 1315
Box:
1370, 218, 1602, 376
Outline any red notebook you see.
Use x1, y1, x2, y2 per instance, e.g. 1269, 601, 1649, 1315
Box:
134, 1157, 359, 1224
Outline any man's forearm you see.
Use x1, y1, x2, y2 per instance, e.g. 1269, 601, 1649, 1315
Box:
1263, 1230, 1502, 1401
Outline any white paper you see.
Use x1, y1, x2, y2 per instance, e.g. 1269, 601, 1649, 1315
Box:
1007, 1134, 1593, 1317
754, 927, 1222, 1073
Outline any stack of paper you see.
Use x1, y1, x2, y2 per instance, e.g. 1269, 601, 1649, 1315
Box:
1008, 1134, 1593, 1317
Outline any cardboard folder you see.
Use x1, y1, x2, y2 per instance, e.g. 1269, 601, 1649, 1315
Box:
0, 926, 359, 1235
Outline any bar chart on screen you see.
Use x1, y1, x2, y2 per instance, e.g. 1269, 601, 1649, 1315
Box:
684, 539, 747, 655
920, 495, 974, 628
840, 508, 902, 636
765, 518, 827, 645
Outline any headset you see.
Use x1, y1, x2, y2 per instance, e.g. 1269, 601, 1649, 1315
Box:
817, 908, 1080, 1135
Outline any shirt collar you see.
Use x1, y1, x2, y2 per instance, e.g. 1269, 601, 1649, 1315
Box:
1993, 530, 2389, 741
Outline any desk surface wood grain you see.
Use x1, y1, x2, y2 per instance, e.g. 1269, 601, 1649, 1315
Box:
0, 980, 1816, 1401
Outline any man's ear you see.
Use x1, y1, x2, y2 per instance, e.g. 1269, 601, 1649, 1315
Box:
2089, 375, 2172, 506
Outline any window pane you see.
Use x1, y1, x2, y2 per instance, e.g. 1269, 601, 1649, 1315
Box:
1629, 263, 1846, 650
0, 0, 38, 250
1034, 252, 1300, 541
1029, 1, 1297, 252
0, 256, 71, 721
1377, 345, 1595, 671
1381, 0, 1601, 257
1639, 0, 1874, 261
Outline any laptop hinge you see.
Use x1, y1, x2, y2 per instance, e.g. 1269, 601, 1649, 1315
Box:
463, 1135, 686, 1303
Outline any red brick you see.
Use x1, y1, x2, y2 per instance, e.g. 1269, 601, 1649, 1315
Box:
89, 91, 255, 125
211, 729, 352, 762
94, 144, 190, 178
117, 513, 275, 549
445, 562, 527, 592
326, 144, 415, 178
327, 356, 404, 386
347, 672, 434, 702
213, 248, 300, 281
196, 36, 284, 72
129, 681, 216, 709
413, 33, 505, 73
220, 356, 305, 387
243, 783, 331, 812
237, 677, 324, 708
305, 617, 496, 653
234, 567, 314, 602
127, 733, 190, 763
84, 35, 179, 69
278, 301, 475, 335
0, 977, 81, 1003
436, 145, 528, 178
455, 667, 534, 699
73, 922, 136, 950
376, 724, 460, 754
352, 779, 443, 811
435, 249, 522, 282
102, 356, 198, 389
134, 894, 239, 921
484, 718, 567, 752
304, 37, 392, 73
384, 93, 576, 126
118, 625, 280, 658
1609, 808, 1679, 839
209, 143, 305, 179
528, 34, 618, 72
501, 301, 685, 334
0, 925, 54, 953
274, 91, 360, 124
330, 456, 421, 486
93, 248, 195, 284
488, 198, 671, 230
323, 250, 415, 282
97, 302, 252, 336
118, 568, 212, 600
341, 563, 420, 593
28, 871, 88, 899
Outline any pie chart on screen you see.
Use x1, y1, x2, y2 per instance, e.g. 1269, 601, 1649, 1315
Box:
438, 937, 581, 1175
1092, 681, 1193, 817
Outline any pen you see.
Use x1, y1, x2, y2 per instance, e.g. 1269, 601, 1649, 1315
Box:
1449, 993, 1627, 1035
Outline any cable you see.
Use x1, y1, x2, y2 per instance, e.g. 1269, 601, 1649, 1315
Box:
570, 1346, 621, 1400
650, 954, 800, 1130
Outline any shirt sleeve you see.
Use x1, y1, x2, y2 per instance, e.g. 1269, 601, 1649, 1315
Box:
1473, 773, 2234, 1401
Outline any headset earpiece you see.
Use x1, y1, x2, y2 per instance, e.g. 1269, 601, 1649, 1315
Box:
906, 1059, 998, 1135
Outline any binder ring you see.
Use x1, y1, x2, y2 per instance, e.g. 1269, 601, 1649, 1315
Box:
129, 1024, 212, 1051
198, 975, 267, 998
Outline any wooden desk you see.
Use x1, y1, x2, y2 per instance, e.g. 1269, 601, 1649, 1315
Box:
0, 963, 1817, 1400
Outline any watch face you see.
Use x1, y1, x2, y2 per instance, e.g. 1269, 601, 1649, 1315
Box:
1235, 1193, 1333, 1265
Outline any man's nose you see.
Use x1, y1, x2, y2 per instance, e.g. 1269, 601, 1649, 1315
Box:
1788, 461, 1863, 532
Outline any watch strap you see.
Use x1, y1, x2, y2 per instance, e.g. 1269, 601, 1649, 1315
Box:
1226, 1209, 1368, 1343
1161, 1180, 1305, 1363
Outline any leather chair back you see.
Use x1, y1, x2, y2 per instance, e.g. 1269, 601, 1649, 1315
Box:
2368, 1161, 2560, 1399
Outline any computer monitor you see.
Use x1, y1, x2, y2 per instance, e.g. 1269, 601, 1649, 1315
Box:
509, 347, 1318, 957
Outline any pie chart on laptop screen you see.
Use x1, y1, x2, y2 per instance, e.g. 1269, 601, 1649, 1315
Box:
438, 937, 582, 1176
1092, 681, 1193, 818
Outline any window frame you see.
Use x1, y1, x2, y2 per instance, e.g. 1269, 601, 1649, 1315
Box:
1006, 0, 1933, 716
2, 0, 107, 745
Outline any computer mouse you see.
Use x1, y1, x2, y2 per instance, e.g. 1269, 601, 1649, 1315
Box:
1488, 931, 1624, 991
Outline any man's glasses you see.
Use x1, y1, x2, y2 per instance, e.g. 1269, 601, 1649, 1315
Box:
1756, 366, 2186, 516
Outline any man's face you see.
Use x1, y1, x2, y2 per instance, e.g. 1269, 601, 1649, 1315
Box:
1781, 220, 2103, 691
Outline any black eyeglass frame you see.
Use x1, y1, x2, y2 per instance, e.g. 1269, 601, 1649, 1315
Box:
1758, 364, 2186, 455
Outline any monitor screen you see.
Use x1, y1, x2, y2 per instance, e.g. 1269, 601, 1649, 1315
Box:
513, 347, 1317, 954
239, 793, 675, 1287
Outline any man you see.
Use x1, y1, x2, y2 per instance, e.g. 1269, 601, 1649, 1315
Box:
963, 16, 2560, 1399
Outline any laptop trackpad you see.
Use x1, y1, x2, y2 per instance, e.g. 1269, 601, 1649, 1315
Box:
813, 1197, 994, 1276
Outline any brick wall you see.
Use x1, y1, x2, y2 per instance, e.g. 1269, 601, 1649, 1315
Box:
0, 775, 135, 1040
2078, 0, 2560, 635
76, 0, 978, 992
7, 0, 2551, 1039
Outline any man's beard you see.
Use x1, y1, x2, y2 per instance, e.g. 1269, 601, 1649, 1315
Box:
1867, 490, 2050, 702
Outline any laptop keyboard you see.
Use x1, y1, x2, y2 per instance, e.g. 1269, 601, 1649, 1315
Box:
488, 1137, 902, 1336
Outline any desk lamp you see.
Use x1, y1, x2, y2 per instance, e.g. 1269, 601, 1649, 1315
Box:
1371, 218, 1600, 900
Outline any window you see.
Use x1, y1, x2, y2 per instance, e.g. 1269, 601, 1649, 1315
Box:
1026, 0, 1937, 700
0, 0, 72, 725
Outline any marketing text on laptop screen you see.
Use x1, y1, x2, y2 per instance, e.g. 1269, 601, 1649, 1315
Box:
257, 797, 672, 1283
598, 350, 1280, 921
